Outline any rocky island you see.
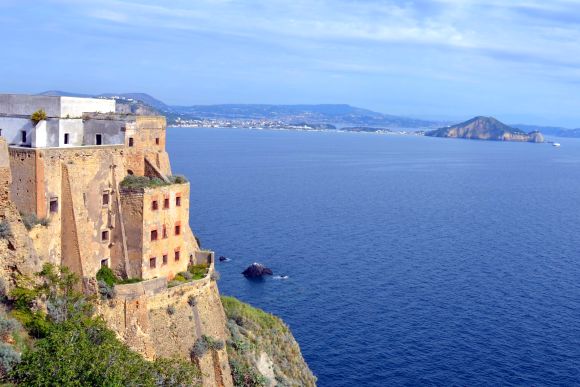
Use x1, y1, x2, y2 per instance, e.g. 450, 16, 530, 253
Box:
425, 116, 544, 143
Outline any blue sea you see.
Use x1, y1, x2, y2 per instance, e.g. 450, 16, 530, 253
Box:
167, 127, 580, 386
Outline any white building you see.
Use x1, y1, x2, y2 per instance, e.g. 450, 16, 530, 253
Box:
0, 94, 121, 148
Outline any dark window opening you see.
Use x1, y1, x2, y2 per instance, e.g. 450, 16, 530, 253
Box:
155, 138, 160, 145
175, 196, 181, 207
151, 229, 158, 241
151, 200, 158, 210
174, 250, 180, 261
96, 134, 102, 145
162, 254, 168, 265
0, 129, 3, 137
49, 198, 58, 213
102, 192, 110, 206
149, 257, 156, 269
101, 259, 109, 268
163, 198, 169, 209
175, 224, 181, 236
128, 137, 134, 147
21, 130, 26, 144
64, 133, 69, 145
162, 225, 168, 239
101, 230, 109, 242
127, 169, 134, 175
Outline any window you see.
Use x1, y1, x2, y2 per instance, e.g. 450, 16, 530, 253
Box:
149, 257, 156, 269
100, 259, 109, 268
95, 134, 102, 145
101, 230, 109, 242
163, 197, 170, 209
174, 250, 180, 261
102, 192, 110, 206
155, 138, 160, 145
0, 129, 2, 137
128, 137, 134, 147
174, 224, 181, 236
162, 254, 168, 265
21, 130, 26, 144
150, 229, 158, 241
64, 133, 69, 145
162, 225, 168, 239
49, 198, 58, 213
151, 200, 158, 210
175, 195, 181, 207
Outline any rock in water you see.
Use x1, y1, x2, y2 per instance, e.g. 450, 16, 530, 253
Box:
219, 255, 229, 262
242, 263, 273, 278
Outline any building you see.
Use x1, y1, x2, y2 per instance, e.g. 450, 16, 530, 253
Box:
2, 94, 199, 282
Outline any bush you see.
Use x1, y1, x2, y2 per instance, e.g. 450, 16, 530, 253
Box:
211, 270, 221, 281
95, 266, 118, 287
167, 280, 182, 288
30, 109, 47, 124
0, 343, 20, 378
229, 358, 267, 387
188, 264, 209, 280
97, 280, 115, 299
191, 337, 208, 358
0, 315, 19, 339
180, 271, 193, 281
0, 221, 11, 239
119, 175, 169, 190
168, 175, 188, 184
20, 213, 49, 230
188, 295, 197, 307
166, 305, 176, 315
204, 335, 224, 351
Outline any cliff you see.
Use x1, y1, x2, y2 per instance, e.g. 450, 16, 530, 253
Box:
222, 296, 316, 386
426, 116, 544, 143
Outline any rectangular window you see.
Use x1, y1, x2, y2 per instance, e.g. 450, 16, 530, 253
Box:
174, 224, 181, 236
162, 254, 168, 265
0, 129, 3, 137
163, 197, 170, 209
149, 257, 156, 269
49, 198, 58, 213
21, 130, 26, 144
150, 229, 158, 241
101, 230, 109, 242
162, 225, 168, 239
128, 137, 134, 147
100, 259, 109, 268
175, 195, 181, 207
96, 134, 102, 145
151, 200, 158, 211
102, 192, 110, 206
174, 250, 180, 261
64, 133, 69, 145
155, 138, 160, 145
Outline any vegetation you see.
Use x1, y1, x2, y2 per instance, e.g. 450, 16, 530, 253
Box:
190, 335, 224, 359
30, 109, 47, 124
120, 174, 188, 190
95, 266, 141, 298
222, 296, 316, 387
19, 212, 49, 230
168, 264, 209, 288
8, 263, 201, 386
0, 221, 11, 239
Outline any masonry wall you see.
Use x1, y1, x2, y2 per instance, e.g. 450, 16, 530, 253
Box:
124, 116, 171, 177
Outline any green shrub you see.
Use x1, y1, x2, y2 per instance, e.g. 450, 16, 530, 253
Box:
0, 221, 11, 239
30, 109, 47, 124
0, 315, 19, 339
229, 358, 267, 387
20, 213, 49, 230
191, 337, 208, 358
95, 266, 118, 287
167, 280, 182, 288
97, 279, 115, 299
180, 271, 193, 281
168, 175, 188, 184
203, 335, 224, 351
188, 264, 209, 280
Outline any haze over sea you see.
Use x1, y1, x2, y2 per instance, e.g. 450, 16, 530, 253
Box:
168, 127, 580, 386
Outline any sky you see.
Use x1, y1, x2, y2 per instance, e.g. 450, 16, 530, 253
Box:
2, 0, 580, 126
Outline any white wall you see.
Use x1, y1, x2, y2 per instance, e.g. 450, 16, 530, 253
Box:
58, 119, 84, 147
0, 117, 34, 146
60, 97, 115, 117
0, 95, 61, 117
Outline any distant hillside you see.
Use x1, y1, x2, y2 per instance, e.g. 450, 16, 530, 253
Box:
513, 124, 580, 138
426, 116, 544, 143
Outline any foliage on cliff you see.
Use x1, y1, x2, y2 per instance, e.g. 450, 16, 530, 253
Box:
221, 296, 316, 387
6, 263, 201, 386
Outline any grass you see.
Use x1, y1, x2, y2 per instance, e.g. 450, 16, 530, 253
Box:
167, 264, 209, 288
119, 174, 188, 190
96, 267, 141, 287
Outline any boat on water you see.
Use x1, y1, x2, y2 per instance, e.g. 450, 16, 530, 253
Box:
553, 142, 561, 147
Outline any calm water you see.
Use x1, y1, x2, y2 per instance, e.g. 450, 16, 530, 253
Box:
167, 127, 580, 386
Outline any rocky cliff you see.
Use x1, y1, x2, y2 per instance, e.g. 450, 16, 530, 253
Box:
222, 296, 316, 387
426, 116, 544, 143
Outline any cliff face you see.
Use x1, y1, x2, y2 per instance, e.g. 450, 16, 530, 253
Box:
222, 296, 316, 387
426, 116, 544, 143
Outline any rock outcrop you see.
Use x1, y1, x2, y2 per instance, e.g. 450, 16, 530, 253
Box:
242, 263, 273, 278
426, 116, 544, 143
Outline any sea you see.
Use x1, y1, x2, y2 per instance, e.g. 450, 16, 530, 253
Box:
167, 127, 580, 386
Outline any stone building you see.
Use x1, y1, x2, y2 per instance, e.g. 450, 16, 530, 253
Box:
1, 94, 197, 281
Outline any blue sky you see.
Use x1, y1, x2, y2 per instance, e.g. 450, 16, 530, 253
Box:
1, 0, 580, 126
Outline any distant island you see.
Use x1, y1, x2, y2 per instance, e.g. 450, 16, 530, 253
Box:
425, 116, 544, 143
